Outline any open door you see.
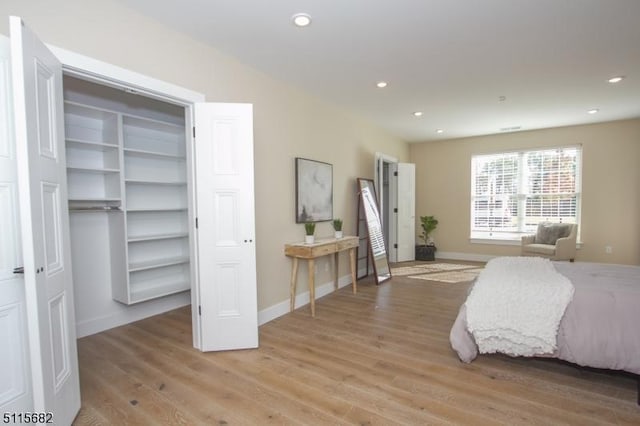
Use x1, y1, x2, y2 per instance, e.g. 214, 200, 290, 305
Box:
0, 34, 33, 415
376, 153, 416, 263
10, 16, 81, 423
396, 163, 416, 262
193, 103, 258, 352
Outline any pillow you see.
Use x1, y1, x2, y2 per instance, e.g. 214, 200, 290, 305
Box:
556, 223, 572, 239
535, 223, 572, 245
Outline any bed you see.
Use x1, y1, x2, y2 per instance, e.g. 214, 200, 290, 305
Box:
450, 257, 640, 403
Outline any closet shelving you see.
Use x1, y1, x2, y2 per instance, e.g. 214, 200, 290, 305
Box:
64, 98, 191, 305
64, 102, 122, 208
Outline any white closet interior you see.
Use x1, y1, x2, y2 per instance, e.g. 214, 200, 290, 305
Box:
63, 75, 192, 311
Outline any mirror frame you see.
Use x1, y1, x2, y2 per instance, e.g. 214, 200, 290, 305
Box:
357, 178, 392, 284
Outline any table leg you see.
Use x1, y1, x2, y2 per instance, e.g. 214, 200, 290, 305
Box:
349, 248, 357, 294
289, 257, 298, 312
334, 252, 339, 290
308, 258, 315, 316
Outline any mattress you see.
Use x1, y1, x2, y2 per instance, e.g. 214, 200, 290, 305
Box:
450, 260, 640, 375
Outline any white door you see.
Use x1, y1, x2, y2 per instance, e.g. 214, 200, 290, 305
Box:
376, 154, 397, 261
396, 163, 416, 262
10, 16, 80, 424
194, 103, 258, 352
0, 34, 33, 415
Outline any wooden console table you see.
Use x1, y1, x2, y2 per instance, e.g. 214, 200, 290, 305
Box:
284, 236, 358, 316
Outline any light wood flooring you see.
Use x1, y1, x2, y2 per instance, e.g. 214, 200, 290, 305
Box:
74, 263, 640, 425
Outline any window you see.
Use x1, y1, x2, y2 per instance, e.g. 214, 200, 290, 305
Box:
470, 146, 581, 241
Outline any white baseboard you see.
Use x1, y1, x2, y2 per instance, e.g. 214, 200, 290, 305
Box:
75, 292, 191, 338
435, 251, 496, 263
258, 273, 354, 325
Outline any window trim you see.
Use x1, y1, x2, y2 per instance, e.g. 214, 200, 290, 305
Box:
469, 145, 582, 242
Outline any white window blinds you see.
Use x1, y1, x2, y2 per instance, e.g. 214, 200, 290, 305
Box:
471, 146, 581, 240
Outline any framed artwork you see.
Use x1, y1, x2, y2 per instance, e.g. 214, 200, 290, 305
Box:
295, 157, 333, 223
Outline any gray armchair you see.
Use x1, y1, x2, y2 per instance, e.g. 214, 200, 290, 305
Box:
521, 223, 577, 261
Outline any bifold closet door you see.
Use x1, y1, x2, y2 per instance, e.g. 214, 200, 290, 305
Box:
10, 16, 81, 424
0, 34, 33, 415
194, 103, 258, 352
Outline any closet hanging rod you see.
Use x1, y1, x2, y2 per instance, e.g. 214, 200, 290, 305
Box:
69, 206, 122, 212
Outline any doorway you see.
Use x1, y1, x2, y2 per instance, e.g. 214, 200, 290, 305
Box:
61, 74, 195, 341
375, 153, 416, 263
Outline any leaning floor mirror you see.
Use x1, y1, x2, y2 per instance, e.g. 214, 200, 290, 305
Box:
357, 178, 392, 284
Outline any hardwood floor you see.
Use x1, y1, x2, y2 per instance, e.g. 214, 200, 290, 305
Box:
74, 266, 640, 425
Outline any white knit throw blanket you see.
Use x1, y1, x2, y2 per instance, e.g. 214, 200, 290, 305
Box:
465, 257, 574, 357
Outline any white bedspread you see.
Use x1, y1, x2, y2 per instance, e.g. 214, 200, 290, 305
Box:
465, 257, 574, 357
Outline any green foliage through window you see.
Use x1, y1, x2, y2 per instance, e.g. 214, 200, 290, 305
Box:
471, 147, 581, 238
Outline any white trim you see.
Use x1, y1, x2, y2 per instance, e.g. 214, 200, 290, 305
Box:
435, 251, 497, 263
470, 238, 583, 249
49, 45, 205, 104
470, 238, 522, 246
374, 152, 399, 262
49, 44, 206, 348
75, 293, 191, 338
258, 273, 354, 325
470, 146, 582, 238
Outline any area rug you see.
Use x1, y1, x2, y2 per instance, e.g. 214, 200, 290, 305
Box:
390, 263, 478, 276
408, 268, 484, 283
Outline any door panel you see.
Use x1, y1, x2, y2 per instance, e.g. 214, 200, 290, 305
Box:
194, 103, 258, 352
396, 163, 416, 262
10, 16, 80, 423
0, 33, 32, 415
41, 182, 64, 273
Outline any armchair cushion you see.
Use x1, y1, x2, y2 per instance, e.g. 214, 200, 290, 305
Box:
522, 223, 577, 261
535, 222, 573, 245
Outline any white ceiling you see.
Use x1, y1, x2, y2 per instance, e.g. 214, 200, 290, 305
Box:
119, 0, 640, 142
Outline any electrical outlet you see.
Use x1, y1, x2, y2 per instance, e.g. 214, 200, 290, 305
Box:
605, 246, 613, 254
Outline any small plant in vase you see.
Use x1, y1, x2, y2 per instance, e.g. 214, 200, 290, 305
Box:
416, 215, 438, 261
332, 218, 343, 239
304, 222, 316, 244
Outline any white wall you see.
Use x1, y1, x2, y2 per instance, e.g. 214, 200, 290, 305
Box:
1, 0, 409, 334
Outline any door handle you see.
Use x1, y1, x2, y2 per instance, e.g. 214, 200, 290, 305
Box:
13, 266, 24, 274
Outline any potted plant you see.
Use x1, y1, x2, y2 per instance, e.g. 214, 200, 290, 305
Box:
332, 218, 343, 239
416, 215, 438, 261
304, 222, 316, 244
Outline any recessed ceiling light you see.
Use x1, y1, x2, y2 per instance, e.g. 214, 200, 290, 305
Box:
608, 76, 625, 84
292, 13, 312, 27
587, 108, 599, 114
413, 111, 423, 117
436, 129, 444, 134
376, 81, 388, 88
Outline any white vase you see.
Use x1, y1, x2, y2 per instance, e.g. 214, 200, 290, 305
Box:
305, 235, 314, 244
334, 231, 343, 239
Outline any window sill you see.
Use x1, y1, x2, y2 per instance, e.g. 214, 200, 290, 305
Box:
469, 237, 583, 249
470, 238, 521, 246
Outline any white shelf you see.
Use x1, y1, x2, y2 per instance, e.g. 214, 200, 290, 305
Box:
67, 168, 121, 201
128, 256, 189, 272
69, 197, 121, 202
129, 279, 190, 304
128, 262, 190, 304
67, 138, 119, 150
63, 89, 190, 307
123, 115, 185, 158
64, 101, 118, 145
126, 207, 188, 212
125, 183, 187, 211
125, 179, 186, 186
67, 166, 120, 174
124, 147, 185, 160
68, 199, 121, 213
128, 232, 188, 243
